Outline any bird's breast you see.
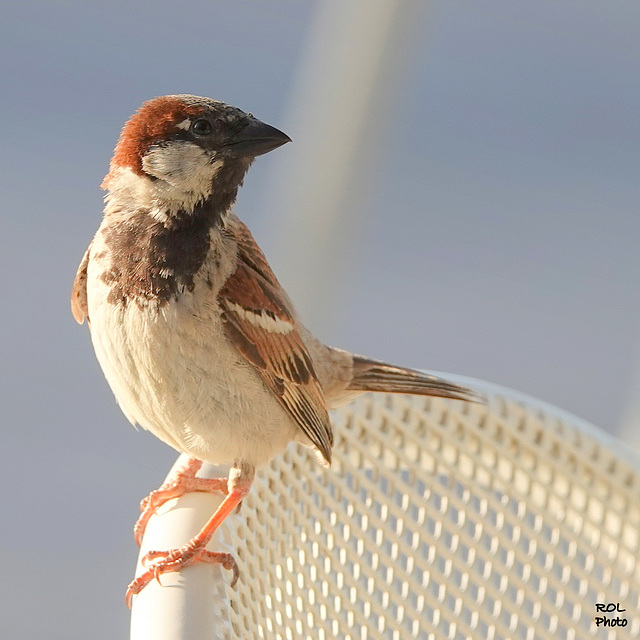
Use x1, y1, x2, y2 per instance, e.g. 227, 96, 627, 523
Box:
85, 235, 297, 466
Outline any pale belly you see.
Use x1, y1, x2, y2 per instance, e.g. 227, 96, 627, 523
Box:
87, 280, 299, 468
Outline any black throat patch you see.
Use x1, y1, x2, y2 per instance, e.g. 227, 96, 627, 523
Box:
99, 158, 250, 307
100, 211, 213, 307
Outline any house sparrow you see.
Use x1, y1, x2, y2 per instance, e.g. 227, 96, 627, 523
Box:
72, 95, 479, 607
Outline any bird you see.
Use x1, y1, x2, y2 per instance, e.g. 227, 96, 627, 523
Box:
71, 94, 480, 607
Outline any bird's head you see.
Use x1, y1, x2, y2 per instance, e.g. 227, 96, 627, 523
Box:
102, 95, 290, 215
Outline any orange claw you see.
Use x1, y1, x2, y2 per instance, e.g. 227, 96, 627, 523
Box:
126, 548, 239, 608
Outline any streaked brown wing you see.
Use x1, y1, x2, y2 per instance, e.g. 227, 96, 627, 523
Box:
218, 220, 333, 463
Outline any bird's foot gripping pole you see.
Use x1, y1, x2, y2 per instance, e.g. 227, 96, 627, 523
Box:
127, 462, 254, 608
134, 457, 229, 546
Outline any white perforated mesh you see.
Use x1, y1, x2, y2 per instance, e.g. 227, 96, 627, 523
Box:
219, 383, 640, 640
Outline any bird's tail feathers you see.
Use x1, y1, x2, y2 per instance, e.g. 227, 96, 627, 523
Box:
347, 355, 482, 403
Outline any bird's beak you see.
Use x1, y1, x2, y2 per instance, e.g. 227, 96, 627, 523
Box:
226, 118, 291, 157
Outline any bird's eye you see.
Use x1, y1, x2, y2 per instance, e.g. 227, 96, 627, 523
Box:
191, 119, 213, 136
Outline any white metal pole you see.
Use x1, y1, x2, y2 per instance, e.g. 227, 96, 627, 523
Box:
130, 458, 233, 640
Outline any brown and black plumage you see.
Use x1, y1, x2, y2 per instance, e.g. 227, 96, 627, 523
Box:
72, 95, 479, 606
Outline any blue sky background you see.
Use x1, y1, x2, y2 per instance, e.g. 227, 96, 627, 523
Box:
1, 1, 639, 637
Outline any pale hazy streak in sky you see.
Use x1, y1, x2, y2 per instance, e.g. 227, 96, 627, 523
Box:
263, 0, 423, 332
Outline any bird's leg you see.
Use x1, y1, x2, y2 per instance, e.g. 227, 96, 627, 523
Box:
134, 457, 229, 546
126, 462, 255, 608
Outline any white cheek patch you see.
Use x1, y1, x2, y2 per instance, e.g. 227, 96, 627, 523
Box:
226, 302, 295, 335
142, 141, 209, 181
141, 142, 225, 211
